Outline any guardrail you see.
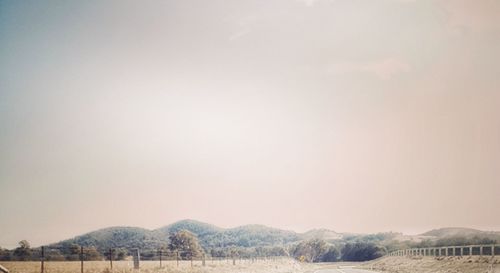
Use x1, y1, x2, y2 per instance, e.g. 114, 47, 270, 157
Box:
388, 245, 499, 257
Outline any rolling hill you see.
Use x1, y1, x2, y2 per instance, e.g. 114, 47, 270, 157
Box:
301, 229, 342, 240
49, 226, 168, 252
420, 227, 492, 237
46, 220, 306, 252
30, 220, 499, 258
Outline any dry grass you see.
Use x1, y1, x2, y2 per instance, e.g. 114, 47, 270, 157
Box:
0, 258, 320, 273
363, 256, 500, 273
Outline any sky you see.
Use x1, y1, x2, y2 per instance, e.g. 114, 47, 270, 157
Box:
1, 0, 499, 248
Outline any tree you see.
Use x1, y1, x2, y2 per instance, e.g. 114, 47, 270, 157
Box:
46, 249, 65, 261
168, 230, 204, 259
115, 248, 128, 260
13, 240, 32, 261
65, 244, 81, 261
291, 239, 329, 262
341, 242, 384, 261
85, 247, 103, 261
103, 248, 128, 261
0, 247, 11, 261
320, 246, 340, 262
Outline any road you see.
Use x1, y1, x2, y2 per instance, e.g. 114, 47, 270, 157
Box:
316, 268, 379, 273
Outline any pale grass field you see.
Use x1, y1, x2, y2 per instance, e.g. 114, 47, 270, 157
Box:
363, 256, 500, 273
1, 258, 321, 273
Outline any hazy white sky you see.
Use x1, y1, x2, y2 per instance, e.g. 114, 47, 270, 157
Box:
1, 0, 499, 248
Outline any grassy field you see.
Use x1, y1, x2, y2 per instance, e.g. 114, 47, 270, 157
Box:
0, 258, 322, 273
6, 256, 500, 273
363, 256, 500, 273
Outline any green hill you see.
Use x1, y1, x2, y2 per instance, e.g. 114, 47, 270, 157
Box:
420, 227, 488, 237
222, 224, 300, 247
45, 220, 303, 254
19, 222, 498, 262
50, 226, 168, 252
156, 219, 223, 238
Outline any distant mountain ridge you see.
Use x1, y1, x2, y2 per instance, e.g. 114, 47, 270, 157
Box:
420, 227, 499, 237
42, 220, 499, 253
47, 219, 308, 251
301, 229, 343, 240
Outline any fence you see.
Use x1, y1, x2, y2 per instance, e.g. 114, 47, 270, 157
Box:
388, 244, 500, 258
0, 246, 288, 273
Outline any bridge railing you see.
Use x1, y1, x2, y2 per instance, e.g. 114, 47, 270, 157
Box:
388, 245, 499, 257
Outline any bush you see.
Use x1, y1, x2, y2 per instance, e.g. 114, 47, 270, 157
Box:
341, 242, 384, 261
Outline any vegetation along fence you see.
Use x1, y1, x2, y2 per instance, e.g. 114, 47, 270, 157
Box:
388, 244, 500, 257
0, 246, 288, 273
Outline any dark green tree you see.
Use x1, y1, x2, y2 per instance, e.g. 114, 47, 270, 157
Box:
320, 246, 340, 262
168, 230, 204, 259
13, 240, 32, 261
291, 239, 329, 262
85, 247, 103, 261
341, 242, 384, 261
65, 243, 81, 261
0, 247, 11, 261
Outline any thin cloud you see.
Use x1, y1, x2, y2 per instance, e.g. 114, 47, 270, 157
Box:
229, 29, 251, 41
327, 58, 411, 80
440, 0, 500, 32
296, 0, 334, 7
298, 0, 318, 7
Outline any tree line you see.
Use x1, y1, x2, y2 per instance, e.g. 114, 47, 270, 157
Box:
0, 231, 386, 262
289, 239, 384, 262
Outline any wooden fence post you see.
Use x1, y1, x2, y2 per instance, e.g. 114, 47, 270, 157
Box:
40, 246, 45, 273
176, 251, 179, 267
80, 246, 84, 273
109, 248, 113, 270
159, 249, 162, 268
133, 249, 140, 270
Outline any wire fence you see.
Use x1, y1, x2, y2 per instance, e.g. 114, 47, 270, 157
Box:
0, 246, 290, 273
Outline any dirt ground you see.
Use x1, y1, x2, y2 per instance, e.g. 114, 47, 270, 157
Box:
362, 256, 500, 273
